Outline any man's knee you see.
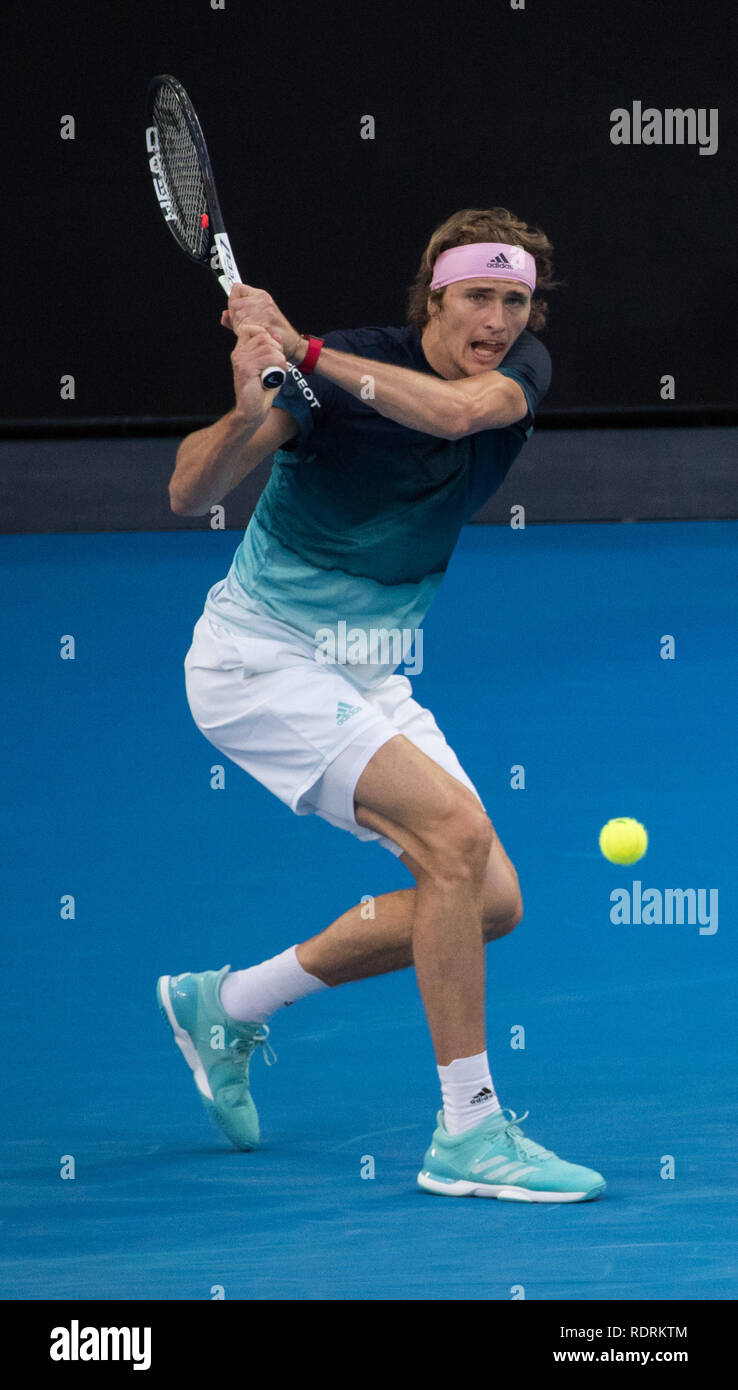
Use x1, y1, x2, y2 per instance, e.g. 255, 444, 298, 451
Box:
422, 799, 494, 885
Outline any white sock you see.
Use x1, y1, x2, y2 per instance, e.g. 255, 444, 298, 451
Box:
437, 1052, 501, 1134
219, 945, 329, 1023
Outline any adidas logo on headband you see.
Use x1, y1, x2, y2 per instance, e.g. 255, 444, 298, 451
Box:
430, 242, 536, 292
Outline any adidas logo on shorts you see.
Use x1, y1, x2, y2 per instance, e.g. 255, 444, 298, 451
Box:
336, 701, 362, 725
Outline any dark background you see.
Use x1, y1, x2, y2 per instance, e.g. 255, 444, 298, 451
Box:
5, 0, 736, 428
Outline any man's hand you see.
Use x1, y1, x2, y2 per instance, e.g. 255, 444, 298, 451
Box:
230, 322, 288, 422
221, 283, 301, 357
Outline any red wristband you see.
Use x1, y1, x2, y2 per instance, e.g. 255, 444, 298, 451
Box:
298, 336, 324, 373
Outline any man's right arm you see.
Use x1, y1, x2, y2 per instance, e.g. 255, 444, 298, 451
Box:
169, 405, 297, 516
169, 321, 298, 516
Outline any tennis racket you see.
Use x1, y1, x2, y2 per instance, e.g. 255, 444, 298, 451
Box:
145, 74, 286, 391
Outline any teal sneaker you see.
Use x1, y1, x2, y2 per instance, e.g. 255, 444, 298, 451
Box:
156, 966, 276, 1151
418, 1107, 606, 1202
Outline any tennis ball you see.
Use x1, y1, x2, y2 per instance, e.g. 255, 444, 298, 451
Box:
598, 817, 648, 865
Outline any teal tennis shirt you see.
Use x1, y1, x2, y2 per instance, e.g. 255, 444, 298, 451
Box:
208, 324, 551, 664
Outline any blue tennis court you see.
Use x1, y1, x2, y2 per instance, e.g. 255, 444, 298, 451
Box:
2, 518, 735, 1300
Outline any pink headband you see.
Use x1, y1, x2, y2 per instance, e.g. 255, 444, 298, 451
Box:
430, 242, 536, 293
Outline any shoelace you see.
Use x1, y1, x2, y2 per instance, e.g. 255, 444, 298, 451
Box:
230, 1024, 278, 1070
214, 1027, 277, 1110
499, 1108, 555, 1162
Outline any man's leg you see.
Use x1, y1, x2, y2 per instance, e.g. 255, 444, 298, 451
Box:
346, 734, 497, 1065
222, 733, 504, 1132
226, 734, 511, 1066
296, 834, 521, 983
222, 736, 522, 1044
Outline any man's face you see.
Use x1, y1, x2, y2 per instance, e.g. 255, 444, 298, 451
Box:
422, 278, 531, 378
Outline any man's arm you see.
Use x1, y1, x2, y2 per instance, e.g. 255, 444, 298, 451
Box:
309, 345, 528, 440
169, 321, 296, 516
170, 405, 297, 516
222, 283, 529, 441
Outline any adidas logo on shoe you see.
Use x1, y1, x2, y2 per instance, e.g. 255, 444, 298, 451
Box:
336, 701, 362, 725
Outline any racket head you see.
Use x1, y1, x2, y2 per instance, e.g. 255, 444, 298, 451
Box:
145, 74, 286, 393
145, 74, 226, 271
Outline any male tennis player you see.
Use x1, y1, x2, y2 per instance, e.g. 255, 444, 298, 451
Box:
159, 208, 606, 1202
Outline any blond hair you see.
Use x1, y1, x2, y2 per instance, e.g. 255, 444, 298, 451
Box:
407, 207, 562, 333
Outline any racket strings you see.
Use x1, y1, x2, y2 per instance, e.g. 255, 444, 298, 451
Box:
152, 85, 209, 260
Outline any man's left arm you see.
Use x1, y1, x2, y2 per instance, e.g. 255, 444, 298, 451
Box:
221, 283, 528, 441
307, 344, 528, 440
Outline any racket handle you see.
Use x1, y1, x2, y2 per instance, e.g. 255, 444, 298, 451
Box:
213, 237, 286, 391
260, 366, 287, 391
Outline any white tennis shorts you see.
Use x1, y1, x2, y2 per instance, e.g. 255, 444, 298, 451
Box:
183, 596, 484, 858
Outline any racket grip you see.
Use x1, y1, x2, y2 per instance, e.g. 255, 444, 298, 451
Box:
260, 366, 287, 391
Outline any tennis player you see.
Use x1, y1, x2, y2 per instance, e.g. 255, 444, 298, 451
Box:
158, 207, 606, 1202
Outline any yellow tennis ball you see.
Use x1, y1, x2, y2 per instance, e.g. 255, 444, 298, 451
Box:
599, 817, 648, 865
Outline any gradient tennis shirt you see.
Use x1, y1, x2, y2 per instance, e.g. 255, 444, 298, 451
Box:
205, 324, 551, 682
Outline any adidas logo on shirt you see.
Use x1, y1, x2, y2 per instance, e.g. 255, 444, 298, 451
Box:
336, 701, 362, 725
